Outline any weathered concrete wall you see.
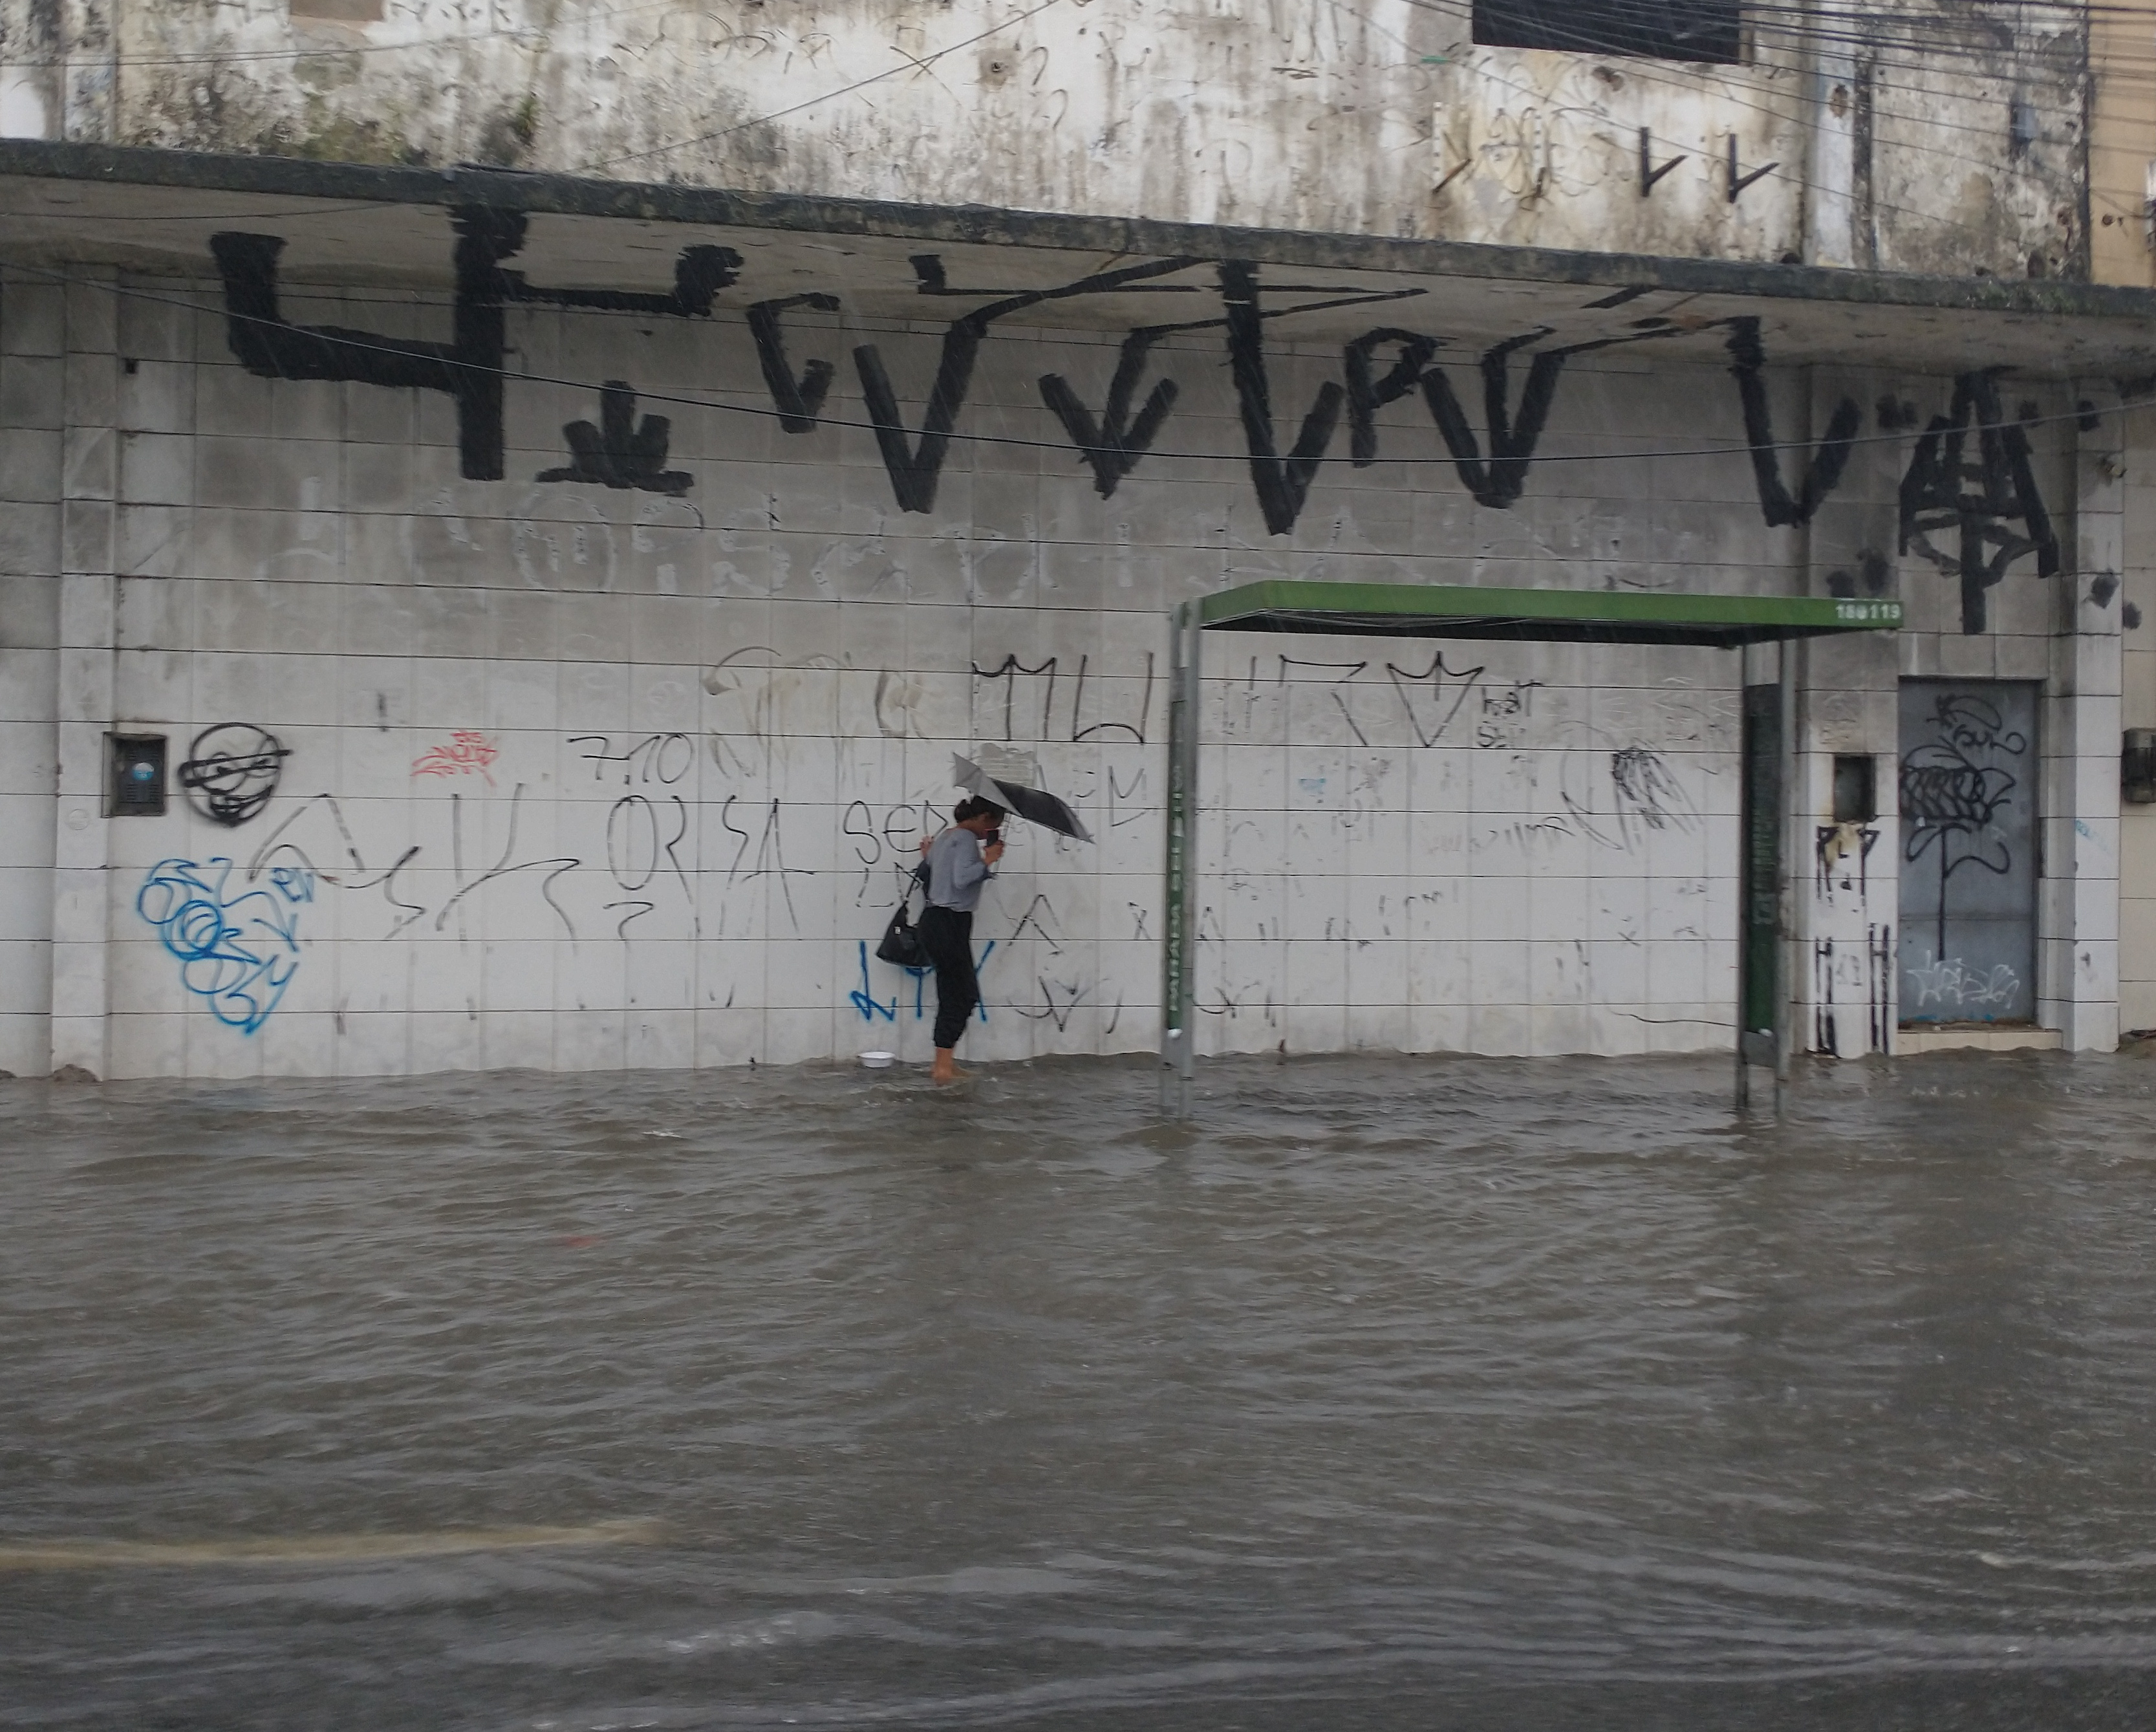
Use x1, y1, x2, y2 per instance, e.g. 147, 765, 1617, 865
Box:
0, 1, 2088, 276
2088, 0, 2156, 288
0, 247, 2120, 1079
1862, 10, 2089, 279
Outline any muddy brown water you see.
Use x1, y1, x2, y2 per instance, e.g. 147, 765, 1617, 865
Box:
4, 1050, 2156, 1730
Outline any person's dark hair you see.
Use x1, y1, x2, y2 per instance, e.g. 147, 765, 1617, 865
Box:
953, 796, 1008, 825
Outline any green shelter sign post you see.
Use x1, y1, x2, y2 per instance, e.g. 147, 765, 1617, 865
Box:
1158, 582, 1903, 1121
1738, 680, 1785, 1114
1159, 599, 1203, 1121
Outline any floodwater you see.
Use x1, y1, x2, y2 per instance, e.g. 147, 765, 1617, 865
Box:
5, 1051, 2156, 1731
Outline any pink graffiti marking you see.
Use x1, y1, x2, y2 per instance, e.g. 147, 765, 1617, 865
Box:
411, 731, 501, 785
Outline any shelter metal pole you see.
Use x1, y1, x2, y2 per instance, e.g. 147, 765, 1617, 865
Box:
1733, 646, 1750, 1120
1774, 636, 1796, 1121
1159, 601, 1201, 1120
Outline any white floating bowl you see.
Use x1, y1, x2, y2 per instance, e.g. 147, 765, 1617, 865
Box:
858, 1050, 896, 1069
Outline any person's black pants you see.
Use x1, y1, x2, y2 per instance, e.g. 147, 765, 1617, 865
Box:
918, 905, 978, 1050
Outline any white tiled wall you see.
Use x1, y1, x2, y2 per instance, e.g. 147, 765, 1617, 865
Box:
0, 570, 56, 1080
0, 270, 61, 1077
1882, 397, 2123, 1051
0, 266, 2117, 1076
2121, 411, 2156, 1034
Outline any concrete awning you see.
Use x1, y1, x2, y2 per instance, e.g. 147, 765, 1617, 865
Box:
1, 140, 2153, 375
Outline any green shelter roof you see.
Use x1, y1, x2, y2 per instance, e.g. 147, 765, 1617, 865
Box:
1197, 581, 1901, 649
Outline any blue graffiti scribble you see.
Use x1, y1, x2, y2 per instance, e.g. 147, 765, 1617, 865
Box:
850, 940, 898, 1023
850, 936, 1001, 1026
897, 940, 995, 1023
137, 857, 311, 1034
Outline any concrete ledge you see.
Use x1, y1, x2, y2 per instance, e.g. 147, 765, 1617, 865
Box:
4, 138, 2156, 323
1898, 1025, 2065, 1054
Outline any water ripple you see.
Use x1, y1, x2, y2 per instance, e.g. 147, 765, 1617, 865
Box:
5, 1050, 2156, 1727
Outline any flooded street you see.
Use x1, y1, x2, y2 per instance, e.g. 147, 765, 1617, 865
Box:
6, 1051, 2156, 1731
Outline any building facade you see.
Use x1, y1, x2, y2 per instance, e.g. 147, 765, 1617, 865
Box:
2091, 0, 2156, 1036
0, 0, 2150, 1079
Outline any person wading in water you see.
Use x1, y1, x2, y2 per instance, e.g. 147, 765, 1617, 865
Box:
917, 796, 1006, 1084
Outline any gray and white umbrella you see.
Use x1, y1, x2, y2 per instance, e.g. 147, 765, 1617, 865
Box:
951, 753, 1094, 843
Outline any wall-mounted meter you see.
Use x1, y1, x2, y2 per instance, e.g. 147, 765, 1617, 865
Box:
2124, 730, 2156, 805
107, 734, 167, 816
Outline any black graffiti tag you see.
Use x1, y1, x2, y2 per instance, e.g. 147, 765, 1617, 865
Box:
1039, 327, 1181, 498
177, 723, 290, 827
855, 254, 1204, 514
1419, 325, 1683, 510
1899, 694, 2026, 880
1221, 259, 1347, 535
1724, 318, 1862, 528
748, 293, 841, 431
1346, 328, 1440, 466
971, 653, 1156, 744
537, 382, 692, 493
1610, 746, 1698, 833
210, 211, 737, 482
1419, 330, 1564, 509
1899, 372, 2060, 634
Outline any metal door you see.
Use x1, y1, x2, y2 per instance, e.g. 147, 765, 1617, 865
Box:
1738, 683, 1780, 1051
1897, 681, 2039, 1024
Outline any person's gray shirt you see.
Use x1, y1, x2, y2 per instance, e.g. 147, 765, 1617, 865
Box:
925, 827, 993, 911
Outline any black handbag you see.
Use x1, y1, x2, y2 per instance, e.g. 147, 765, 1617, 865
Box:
874, 865, 932, 968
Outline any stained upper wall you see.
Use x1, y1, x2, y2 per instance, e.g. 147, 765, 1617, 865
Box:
2089, 0, 2156, 287
0, 0, 2091, 279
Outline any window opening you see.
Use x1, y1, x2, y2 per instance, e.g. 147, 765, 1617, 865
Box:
1471, 0, 1744, 64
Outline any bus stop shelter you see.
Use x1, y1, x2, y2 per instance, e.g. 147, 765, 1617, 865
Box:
1158, 581, 1904, 1119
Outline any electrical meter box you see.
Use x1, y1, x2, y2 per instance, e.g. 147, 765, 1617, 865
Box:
2125, 730, 2156, 805
107, 734, 168, 816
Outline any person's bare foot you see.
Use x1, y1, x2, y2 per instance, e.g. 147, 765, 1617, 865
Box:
930, 1051, 968, 1085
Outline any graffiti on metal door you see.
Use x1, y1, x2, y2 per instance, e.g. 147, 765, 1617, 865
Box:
1897, 683, 2038, 1023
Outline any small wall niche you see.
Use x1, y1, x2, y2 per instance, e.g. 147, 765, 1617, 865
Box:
1831, 754, 1877, 825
